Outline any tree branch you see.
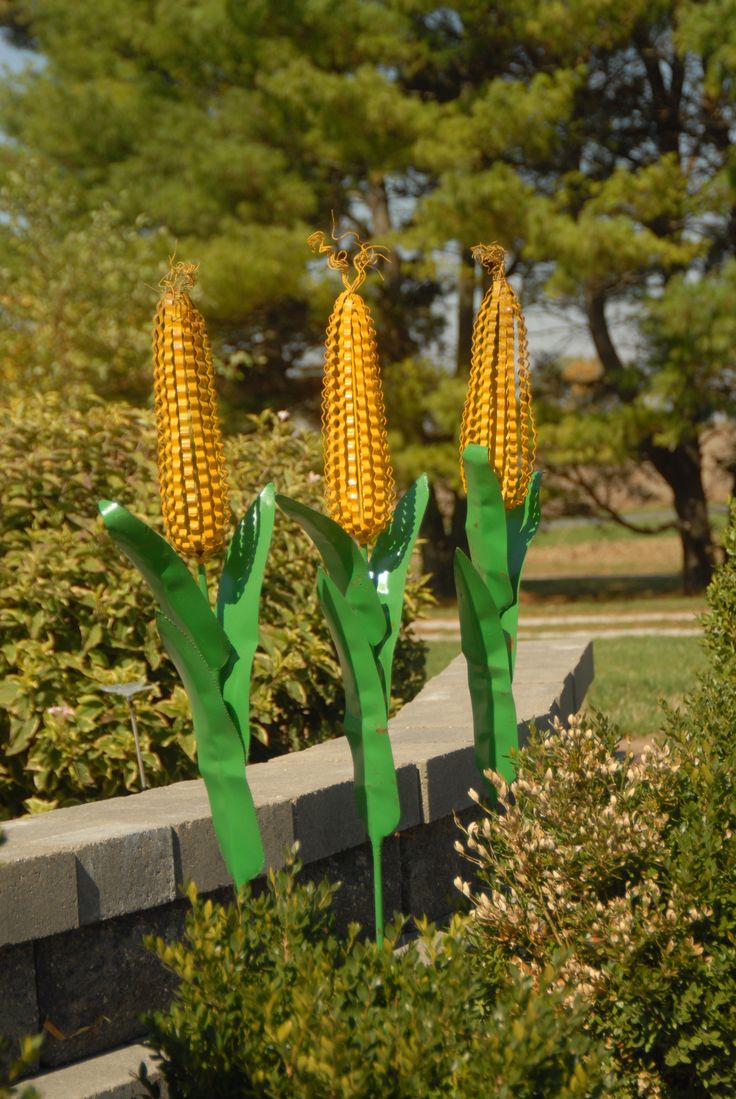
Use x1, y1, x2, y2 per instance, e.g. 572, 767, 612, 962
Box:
551, 464, 679, 534
585, 288, 624, 375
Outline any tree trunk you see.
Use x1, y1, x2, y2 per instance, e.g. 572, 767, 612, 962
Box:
645, 437, 716, 593
420, 484, 467, 597
586, 288, 715, 592
366, 172, 399, 285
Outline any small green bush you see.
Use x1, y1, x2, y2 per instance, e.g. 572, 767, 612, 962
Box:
0, 1036, 39, 1099
141, 857, 606, 1099
0, 391, 429, 817
700, 500, 736, 675
460, 508, 736, 1099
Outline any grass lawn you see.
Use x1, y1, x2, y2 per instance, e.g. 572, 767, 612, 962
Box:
420, 509, 718, 736
423, 634, 708, 739
519, 593, 706, 616
532, 508, 727, 549
425, 593, 706, 618
523, 509, 727, 580
424, 640, 461, 681
585, 635, 707, 738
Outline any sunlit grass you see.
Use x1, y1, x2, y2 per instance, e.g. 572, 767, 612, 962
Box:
584, 635, 707, 739
424, 634, 708, 740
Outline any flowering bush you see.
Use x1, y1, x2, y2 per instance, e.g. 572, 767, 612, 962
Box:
458, 705, 736, 1097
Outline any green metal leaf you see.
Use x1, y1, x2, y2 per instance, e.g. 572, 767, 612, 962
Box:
454, 549, 518, 788
370, 475, 429, 699
276, 494, 386, 647
506, 471, 543, 594
216, 484, 276, 745
98, 500, 231, 672
157, 612, 264, 887
461, 445, 514, 612
501, 472, 543, 674
317, 569, 400, 847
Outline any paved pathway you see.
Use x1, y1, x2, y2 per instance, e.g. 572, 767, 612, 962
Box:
414, 608, 703, 642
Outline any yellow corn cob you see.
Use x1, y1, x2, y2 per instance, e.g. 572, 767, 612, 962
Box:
308, 230, 396, 544
459, 243, 537, 508
152, 260, 231, 561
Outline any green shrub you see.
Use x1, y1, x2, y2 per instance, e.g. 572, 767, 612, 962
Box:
699, 499, 736, 675
460, 510, 736, 1096
0, 1036, 40, 1099
0, 391, 429, 817
460, 701, 736, 1097
141, 857, 606, 1099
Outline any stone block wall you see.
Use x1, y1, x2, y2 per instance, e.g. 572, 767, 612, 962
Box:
0, 639, 593, 1095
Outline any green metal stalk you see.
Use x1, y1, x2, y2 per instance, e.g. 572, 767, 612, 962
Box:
277, 476, 428, 943
456, 446, 542, 792
99, 484, 276, 887
372, 838, 384, 948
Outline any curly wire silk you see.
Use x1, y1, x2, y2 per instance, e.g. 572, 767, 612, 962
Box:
311, 228, 395, 544
459, 242, 537, 508
153, 260, 231, 561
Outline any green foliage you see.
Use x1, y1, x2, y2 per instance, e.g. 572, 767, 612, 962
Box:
701, 500, 736, 673
460, 508, 736, 1089
0, 157, 168, 402
0, 392, 429, 818
2, 1, 736, 590
383, 358, 466, 493
461, 640, 736, 1097
411, 0, 736, 588
0, 1, 441, 409
141, 856, 606, 1098
0, 1035, 40, 1099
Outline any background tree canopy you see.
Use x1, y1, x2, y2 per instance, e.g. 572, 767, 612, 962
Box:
1, 0, 735, 591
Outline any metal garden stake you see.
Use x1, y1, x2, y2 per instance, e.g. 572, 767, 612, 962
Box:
455, 244, 541, 793
277, 229, 428, 946
97, 680, 153, 791
99, 261, 273, 887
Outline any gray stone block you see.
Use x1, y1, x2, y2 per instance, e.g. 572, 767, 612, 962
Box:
251, 753, 361, 864
299, 833, 402, 939
70, 824, 176, 924
423, 744, 482, 820
0, 942, 39, 1069
0, 844, 78, 946
256, 793, 296, 870
270, 738, 423, 835
35, 899, 189, 1069
556, 670, 577, 722
172, 816, 231, 894
28, 1042, 167, 1099
284, 775, 361, 864
399, 808, 478, 923
0, 635, 596, 1085
1, 801, 119, 846
394, 764, 422, 832
572, 640, 595, 710
171, 792, 293, 892
389, 657, 472, 741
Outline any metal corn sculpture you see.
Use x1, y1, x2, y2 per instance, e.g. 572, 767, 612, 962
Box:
277, 229, 428, 945
153, 262, 231, 562
455, 243, 542, 793
98, 261, 274, 887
